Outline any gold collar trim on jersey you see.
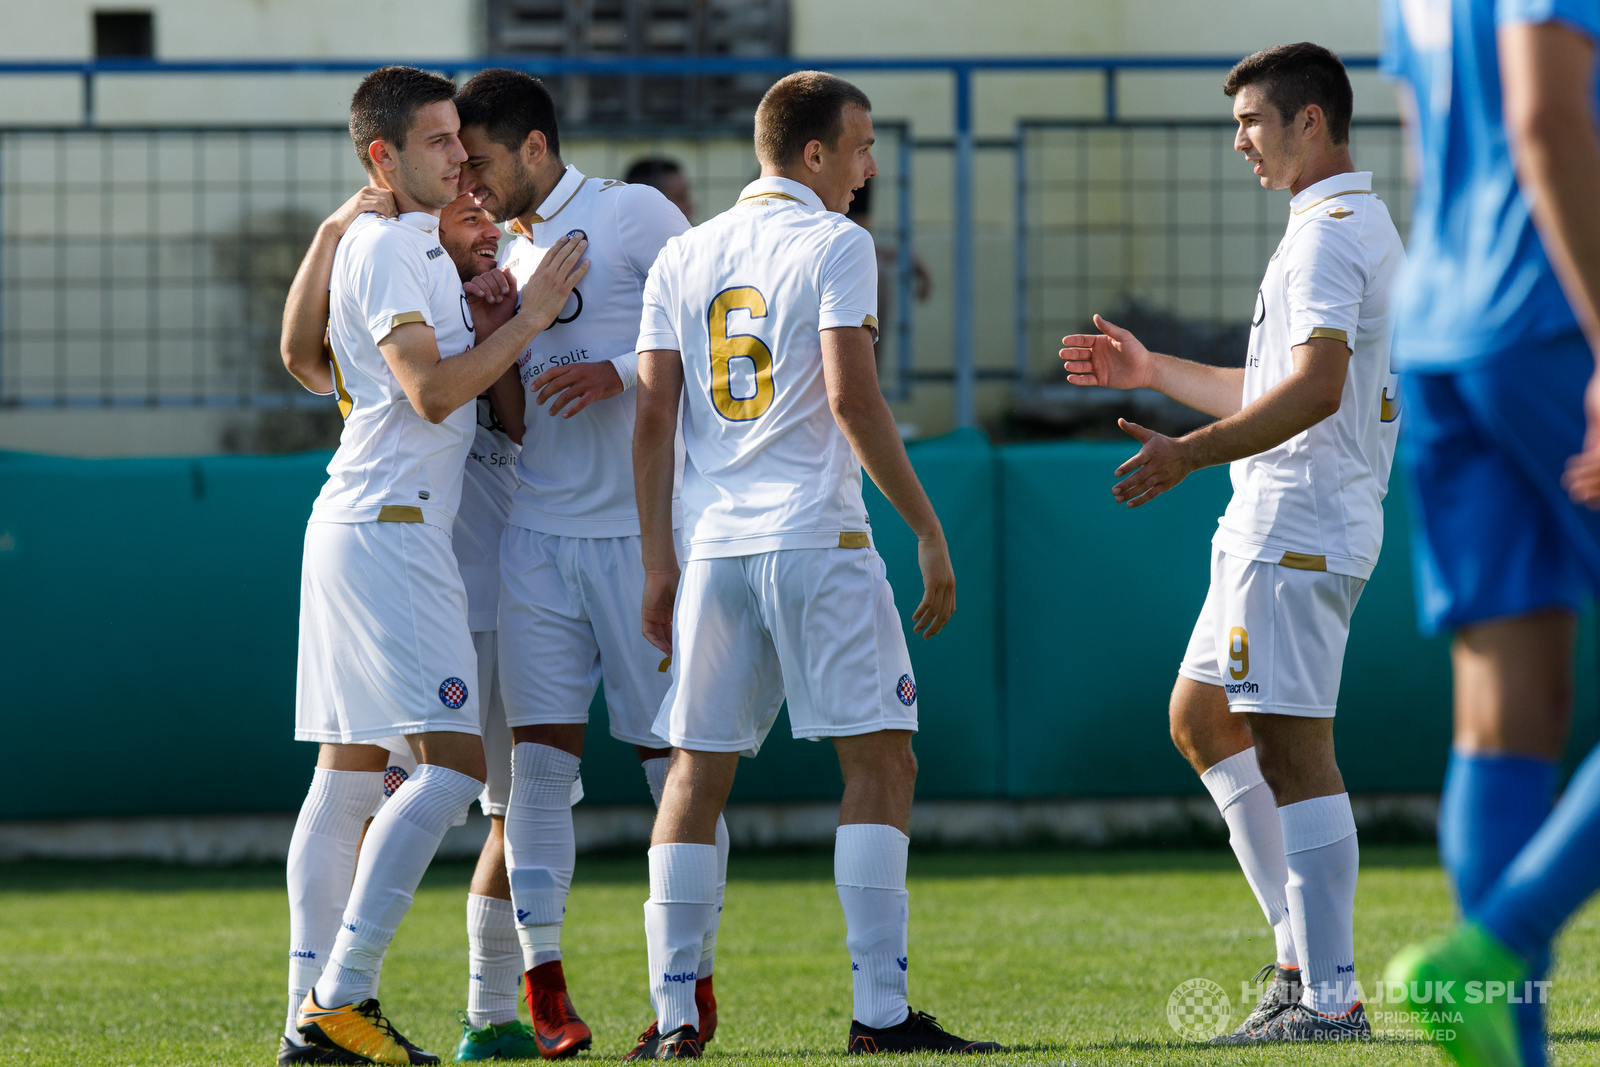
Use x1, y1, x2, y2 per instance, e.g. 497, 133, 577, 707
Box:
510, 177, 591, 234
1291, 189, 1374, 214
736, 191, 806, 207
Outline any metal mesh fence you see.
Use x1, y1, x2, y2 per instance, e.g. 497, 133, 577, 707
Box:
0, 125, 861, 408
1016, 119, 1410, 382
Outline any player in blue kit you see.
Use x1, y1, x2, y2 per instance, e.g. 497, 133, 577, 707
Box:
1380, 2, 1600, 1065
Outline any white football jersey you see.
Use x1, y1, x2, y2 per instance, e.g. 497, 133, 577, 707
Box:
315, 211, 477, 530
1213, 171, 1405, 580
636, 176, 880, 560
454, 396, 519, 631
498, 165, 689, 538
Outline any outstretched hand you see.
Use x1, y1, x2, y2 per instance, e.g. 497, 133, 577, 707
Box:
1060, 314, 1155, 391
1112, 418, 1195, 508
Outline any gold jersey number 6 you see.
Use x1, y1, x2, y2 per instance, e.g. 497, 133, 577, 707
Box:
708, 286, 775, 421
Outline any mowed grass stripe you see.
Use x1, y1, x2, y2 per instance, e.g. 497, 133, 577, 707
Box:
2, 847, 1597, 1065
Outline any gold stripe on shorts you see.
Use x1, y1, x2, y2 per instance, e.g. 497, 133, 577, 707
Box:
377, 505, 425, 523
1278, 551, 1327, 571
838, 532, 871, 549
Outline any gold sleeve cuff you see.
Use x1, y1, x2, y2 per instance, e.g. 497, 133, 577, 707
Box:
861, 314, 880, 341
390, 311, 427, 329
1307, 327, 1349, 346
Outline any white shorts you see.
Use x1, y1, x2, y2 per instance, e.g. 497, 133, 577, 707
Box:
498, 528, 674, 749
1177, 546, 1366, 718
295, 521, 481, 744
655, 547, 918, 756
366, 631, 578, 817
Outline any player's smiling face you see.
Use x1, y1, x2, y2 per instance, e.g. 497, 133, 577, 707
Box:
816, 105, 879, 214
1231, 84, 1301, 192
458, 125, 543, 225
437, 194, 502, 281
373, 99, 468, 212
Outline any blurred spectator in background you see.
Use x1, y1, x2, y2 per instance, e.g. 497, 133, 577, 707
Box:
625, 157, 696, 222
845, 177, 931, 375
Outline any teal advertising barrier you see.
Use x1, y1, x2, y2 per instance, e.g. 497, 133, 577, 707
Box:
0, 434, 1591, 820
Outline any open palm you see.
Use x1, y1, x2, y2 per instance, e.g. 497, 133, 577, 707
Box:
1059, 314, 1153, 391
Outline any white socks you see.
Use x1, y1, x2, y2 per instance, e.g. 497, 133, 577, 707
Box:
836, 824, 911, 1030
1200, 749, 1298, 968
644, 758, 729, 979
312, 764, 483, 1007
284, 767, 385, 1042
1281, 793, 1360, 1015
467, 894, 522, 1028
645, 843, 720, 1032
506, 743, 580, 970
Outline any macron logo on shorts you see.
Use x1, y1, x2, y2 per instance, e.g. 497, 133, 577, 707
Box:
896, 674, 917, 706
439, 677, 469, 708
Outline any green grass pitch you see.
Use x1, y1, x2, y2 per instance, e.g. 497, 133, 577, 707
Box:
5, 846, 1600, 1066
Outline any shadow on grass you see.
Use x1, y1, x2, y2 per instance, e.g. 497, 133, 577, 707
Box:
0, 845, 1439, 894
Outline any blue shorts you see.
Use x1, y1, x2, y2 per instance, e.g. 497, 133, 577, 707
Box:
1401, 335, 1600, 635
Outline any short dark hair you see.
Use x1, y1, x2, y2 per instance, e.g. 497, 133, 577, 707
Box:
754, 71, 872, 169
1223, 42, 1353, 146
455, 68, 562, 160
349, 66, 459, 174
624, 157, 682, 187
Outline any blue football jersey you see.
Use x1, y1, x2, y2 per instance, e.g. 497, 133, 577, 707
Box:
1381, 0, 1600, 371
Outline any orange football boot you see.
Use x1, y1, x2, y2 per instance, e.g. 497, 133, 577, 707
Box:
523, 961, 593, 1059
694, 976, 718, 1044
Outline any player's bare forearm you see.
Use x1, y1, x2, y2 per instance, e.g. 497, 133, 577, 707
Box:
634, 349, 685, 654
488, 364, 525, 446
1060, 314, 1243, 418
634, 350, 684, 575
381, 236, 589, 423
822, 327, 938, 540
282, 187, 396, 395
1112, 338, 1348, 507
280, 224, 340, 395
1501, 22, 1600, 350
1148, 355, 1246, 419
822, 326, 955, 636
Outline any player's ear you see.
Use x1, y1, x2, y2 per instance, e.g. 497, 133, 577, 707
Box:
803, 138, 825, 173
368, 139, 397, 173
522, 129, 547, 167
1301, 103, 1324, 142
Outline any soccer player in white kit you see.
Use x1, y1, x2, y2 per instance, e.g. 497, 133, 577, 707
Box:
631, 71, 1001, 1059
283, 65, 589, 1065
1059, 44, 1403, 1043
451, 69, 715, 1058
279, 186, 564, 1062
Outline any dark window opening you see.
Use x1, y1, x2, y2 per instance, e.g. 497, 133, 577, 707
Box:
95, 11, 154, 59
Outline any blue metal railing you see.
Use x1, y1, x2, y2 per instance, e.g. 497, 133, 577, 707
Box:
0, 54, 1382, 425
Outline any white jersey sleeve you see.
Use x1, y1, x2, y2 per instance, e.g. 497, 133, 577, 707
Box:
818, 225, 880, 336
359, 241, 437, 345
637, 245, 681, 352
1283, 216, 1365, 347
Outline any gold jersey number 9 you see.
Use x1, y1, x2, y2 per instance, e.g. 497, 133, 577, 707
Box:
708, 286, 774, 421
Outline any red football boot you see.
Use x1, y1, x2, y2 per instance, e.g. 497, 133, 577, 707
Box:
694, 976, 718, 1045
522, 961, 592, 1060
